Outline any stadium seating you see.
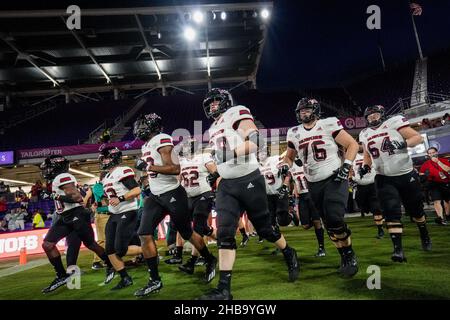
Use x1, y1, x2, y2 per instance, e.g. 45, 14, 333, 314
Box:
428, 50, 450, 95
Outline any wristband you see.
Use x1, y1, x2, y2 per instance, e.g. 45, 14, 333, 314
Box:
118, 195, 126, 202
344, 159, 353, 166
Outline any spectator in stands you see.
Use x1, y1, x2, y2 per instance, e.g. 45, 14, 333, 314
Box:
4, 186, 15, 203
43, 181, 52, 194
0, 217, 7, 232
443, 113, 450, 126
32, 210, 45, 229
419, 147, 450, 225
5, 210, 17, 231
15, 206, 28, 230
0, 181, 7, 196
0, 196, 6, 216
30, 180, 43, 202
15, 186, 26, 200
421, 118, 432, 130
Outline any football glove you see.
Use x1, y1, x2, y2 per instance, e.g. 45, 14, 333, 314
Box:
358, 164, 371, 179
294, 158, 303, 167
206, 171, 220, 187
135, 158, 148, 171
277, 185, 290, 200
385, 139, 407, 152
278, 164, 290, 178
213, 148, 236, 165
334, 163, 352, 182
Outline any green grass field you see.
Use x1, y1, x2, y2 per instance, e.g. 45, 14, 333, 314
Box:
1, 214, 449, 300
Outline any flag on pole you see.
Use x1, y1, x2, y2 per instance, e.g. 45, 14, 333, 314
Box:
410, 3, 423, 16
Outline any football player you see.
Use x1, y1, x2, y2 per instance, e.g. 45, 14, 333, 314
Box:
359, 105, 431, 262
199, 88, 299, 300
258, 147, 292, 233
351, 141, 384, 239
289, 157, 326, 257
40, 156, 112, 293
99, 146, 143, 290
283, 98, 359, 277
177, 137, 218, 275
133, 113, 217, 297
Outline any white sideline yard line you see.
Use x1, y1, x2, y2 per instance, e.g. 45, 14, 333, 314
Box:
0, 258, 48, 279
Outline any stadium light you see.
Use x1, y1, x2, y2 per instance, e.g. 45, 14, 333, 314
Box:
0, 178, 33, 185
184, 26, 196, 41
206, 57, 211, 77
212, 12, 216, 20
221, 11, 227, 20
261, 9, 270, 19
69, 168, 96, 178
157, 32, 161, 39
193, 11, 204, 24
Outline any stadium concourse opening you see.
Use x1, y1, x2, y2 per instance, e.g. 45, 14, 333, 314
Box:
0, 0, 450, 304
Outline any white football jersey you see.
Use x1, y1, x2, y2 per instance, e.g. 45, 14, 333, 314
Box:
208, 105, 259, 179
259, 155, 285, 195
52, 173, 81, 214
103, 166, 138, 214
352, 153, 376, 185
180, 153, 214, 198
359, 115, 413, 177
289, 163, 309, 194
287, 117, 343, 182
141, 133, 180, 195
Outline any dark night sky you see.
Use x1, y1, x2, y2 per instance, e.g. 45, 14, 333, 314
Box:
2, 0, 450, 90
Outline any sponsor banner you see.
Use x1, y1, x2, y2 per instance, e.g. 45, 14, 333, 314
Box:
17, 140, 145, 160
0, 150, 14, 165
429, 134, 450, 154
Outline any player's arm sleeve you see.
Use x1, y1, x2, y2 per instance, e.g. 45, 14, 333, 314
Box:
230, 106, 254, 130
121, 176, 139, 190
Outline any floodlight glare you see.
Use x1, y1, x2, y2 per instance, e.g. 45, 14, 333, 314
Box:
193, 11, 204, 24
184, 27, 196, 41
261, 9, 270, 19
221, 11, 227, 20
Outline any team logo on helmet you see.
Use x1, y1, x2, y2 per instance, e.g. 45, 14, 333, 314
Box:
203, 88, 234, 119
40, 156, 70, 180
98, 146, 122, 170
133, 113, 163, 141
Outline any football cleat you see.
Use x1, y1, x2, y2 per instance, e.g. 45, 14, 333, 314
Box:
111, 276, 133, 290
435, 217, 447, 226
315, 247, 326, 257
338, 252, 359, 277
391, 248, 407, 263
284, 247, 300, 282
197, 288, 233, 300
104, 267, 116, 285
421, 237, 432, 251
42, 274, 71, 294
258, 236, 264, 243
178, 257, 196, 275
91, 262, 104, 270
240, 234, 250, 247
164, 257, 182, 265
134, 279, 163, 297
204, 256, 217, 283
195, 256, 206, 266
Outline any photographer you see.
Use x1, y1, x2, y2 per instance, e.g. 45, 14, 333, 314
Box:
419, 147, 450, 225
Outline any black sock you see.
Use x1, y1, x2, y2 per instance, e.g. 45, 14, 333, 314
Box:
342, 245, 354, 256
239, 228, 246, 237
389, 233, 403, 251
416, 221, 429, 240
337, 247, 344, 256
100, 253, 112, 268
281, 244, 292, 257
146, 257, 160, 281
315, 227, 325, 248
118, 268, 129, 279
217, 270, 232, 292
199, 245, 213, 261
377, 225, 384, 233
176, 246, 183, 259
49, 256, 66, 278
188, 255, 198, 265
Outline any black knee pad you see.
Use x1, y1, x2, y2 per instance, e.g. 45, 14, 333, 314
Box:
42, 241, 55, 252
383, 212, 402, 222
193, 221, 213, 237
179, 229, 193, 241
277, 211, 292, 227
258, 226, 282, 243
327, 224, 351, 242
217, 226, 237, 249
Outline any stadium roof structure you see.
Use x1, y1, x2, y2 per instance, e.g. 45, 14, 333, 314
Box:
0, 1, 272, 103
